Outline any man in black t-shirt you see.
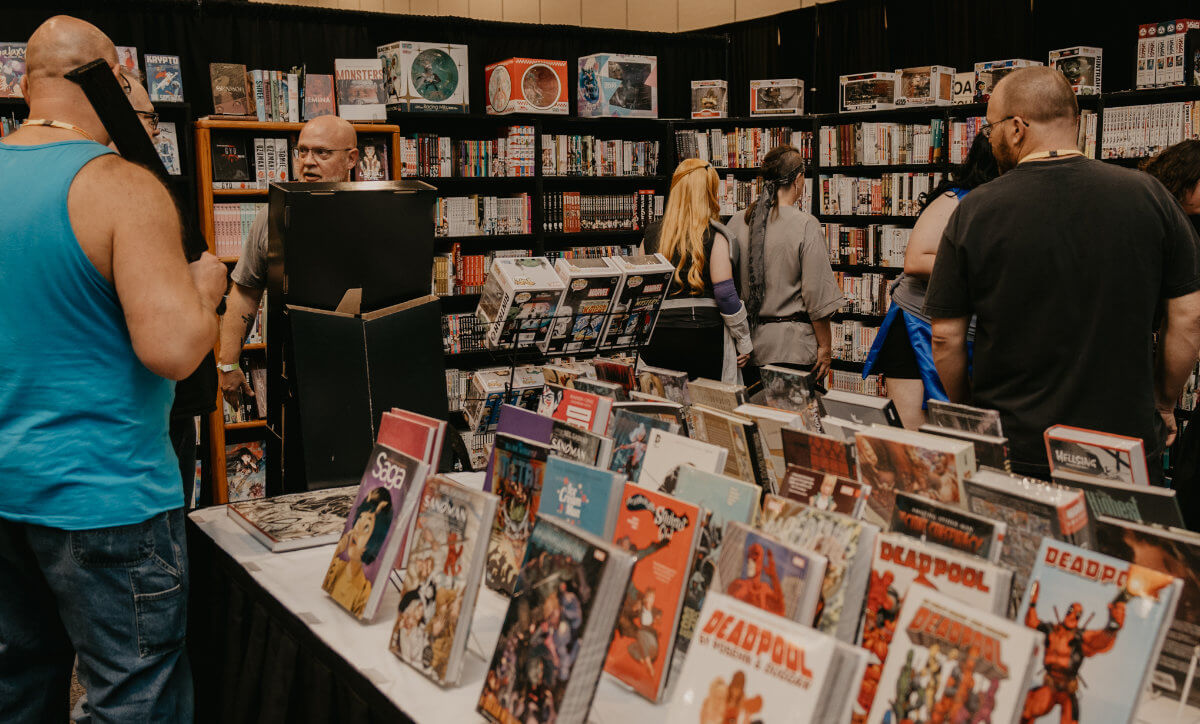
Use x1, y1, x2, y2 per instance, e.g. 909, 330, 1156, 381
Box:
925, 67, 1200, 479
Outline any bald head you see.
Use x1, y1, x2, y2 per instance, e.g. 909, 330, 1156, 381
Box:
299, 115, 357, 149
294, 115, 359, 182
26, 16, 117, 85
991, 66, 1078, 124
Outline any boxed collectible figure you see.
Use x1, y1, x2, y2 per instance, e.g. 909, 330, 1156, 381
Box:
690, 79, 728, 119
839, 72, 898, 112
485, 58, 568, 115
1049, 46, 1103, 94
1163, 20, 1200, 86
974, 58, 1042, 102
378, 41, 468, 113
598, 254, 674, 350
749, 78, 804, 116
542, 257, 621, 355
577, 53, 658, 118
951, 71, 975, 104
894, 65, 954, 106
475, 257, 565, 349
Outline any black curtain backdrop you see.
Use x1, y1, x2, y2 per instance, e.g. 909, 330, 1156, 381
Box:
5, 0, 728, 119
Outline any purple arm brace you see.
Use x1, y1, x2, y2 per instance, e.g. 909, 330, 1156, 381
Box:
713, 278, 742, 315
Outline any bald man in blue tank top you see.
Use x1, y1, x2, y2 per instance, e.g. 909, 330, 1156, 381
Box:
0, 16, 228, 723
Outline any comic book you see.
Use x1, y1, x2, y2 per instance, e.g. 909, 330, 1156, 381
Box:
608, 408, 677, 483
227, 485, 356, 552
592, 356, 639, 394
603, 484, 702, 701
637, 428, 728, 491
781, 426, 857, 478
759, 363, 823, 430
571, 377, 625, 402
1019, 539, 1181, 723
144, 54, 183, 102
686, 377, 746, 413
964, 468, 1093, 617
667, 592, 869, 724
537, 457, 624, 539
321, 443, 428, 621
224, 440, 266, 501
478, 517, 635, 724
549, 420, 614, 469
662, 466, 762, 657
890, 491, 1006, 563
390, 476, 497, 686
1052, 468, 1184, 528
778, 464, 870, 518
735, 403, 804, 484
918, 423, 1011, 472
865, 587, 1039, 724
333, 57, 386, 122
820, 390, 902, 427
538, 384, 614, 436
716, 521, 827, 625
687, 404, 775, 492
758, 494, 879, 642
634, 363, 690, 406
855, 426, 976, 525
301, 73, 335, 120
209, 62, 253, 116
0, 43, 24, 98
925, 399, 1003, 437
1045, 424, 1149, 486
856, 532, 1013, 720
1092, 516, 1200, 707
154, 121, 181, 175
485, 433, 550, 595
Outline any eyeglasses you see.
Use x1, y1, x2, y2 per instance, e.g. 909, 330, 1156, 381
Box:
291, 146, 353, 161
134, 110, 159, 131
980, 115, 1029, 139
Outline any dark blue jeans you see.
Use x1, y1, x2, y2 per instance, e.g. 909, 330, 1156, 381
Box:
0, 508, 192, 723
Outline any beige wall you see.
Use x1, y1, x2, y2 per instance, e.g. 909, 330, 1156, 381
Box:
253, 0, 826, 32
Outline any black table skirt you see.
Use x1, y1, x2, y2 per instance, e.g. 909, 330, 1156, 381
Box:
186, 519, 415, 724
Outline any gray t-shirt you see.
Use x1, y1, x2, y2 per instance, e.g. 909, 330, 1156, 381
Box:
230, 205, 269, 290
889, 273, 929, 323
728, 205, 845, 366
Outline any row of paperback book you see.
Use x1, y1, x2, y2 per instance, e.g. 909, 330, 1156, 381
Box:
818, 173, 945, 217
833, 271, 892, 316
817, 120, 947, 166
674, 126, 813, 169
831, 320, 879, 364
539, 135, 661, 177
210, 135, 292, 189
228, 359, 1194, 723
212, 202, 264, 258
718, 175, 813, 217
830, 369, 886, 395
823, 222, 910, 267
540, 191, 664, 234
398, 126, 536, 178
1100, 101, 1200, 159
434, 195, 533, 238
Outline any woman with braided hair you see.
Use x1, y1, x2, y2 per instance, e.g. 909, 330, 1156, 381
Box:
727, 145, 844, 385
640, 158, 754, 380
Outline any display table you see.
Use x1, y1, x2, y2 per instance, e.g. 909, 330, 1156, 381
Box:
186, 473, 1200, 724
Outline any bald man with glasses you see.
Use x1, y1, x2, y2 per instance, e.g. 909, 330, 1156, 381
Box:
218, 115, 358, 405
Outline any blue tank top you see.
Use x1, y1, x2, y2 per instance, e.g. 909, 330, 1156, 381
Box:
0, 140, 180, 530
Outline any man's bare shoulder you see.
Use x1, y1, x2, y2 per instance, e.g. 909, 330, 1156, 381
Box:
74, 153, 172, 206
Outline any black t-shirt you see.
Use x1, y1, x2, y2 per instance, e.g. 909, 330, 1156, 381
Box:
925, 156, 1200, 471
643, 221, 721, 328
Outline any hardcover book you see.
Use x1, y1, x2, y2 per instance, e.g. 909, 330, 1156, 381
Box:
635, 363, 690, 405
537, 456, 624, 539
759, 363, 823, 430
577, 53, 658, 118
890, 491, 1005, 563
322, 443, 429, 621
919, 423, 1010, 471
225, 440, 266, 501
690, 79, 728, 119
598, 254, 673, 350
963, 468, 1092, 617
637, 428, 728, 491
759, 494, 879, 642
781, 426, 857, 478
856, 426, 976, 525
390, 476, 497, 686
716, 520, 827, 625
1044, 424, 1149, 486
1091, 516, 1200, 707
865, 587, 1039, 724
476, 257, 566, 349
209, 62, 253, 116
486, 57, 568, 115
1019, 538, 1182, 724
749, 78, 804, 116
661, 465, 761, 657
0, 42, 25, 98
667, 592, 868, 724
542, 257, 621, 354
604, 484, 702, 701
334, 58, 387, 122
608, 408, 676, 483
478, 517, 636, 724
302, 73, 336, 120
538, 384, 614, 436
1052, 468, 1185, 528
211, 134, 250, 182
925, 399, 1003, 437
734, 403, 804, 483
144, 54, 182, 102
687, 404, 775, 491
856, 532, 1014, 719
820, 390, 901, 427
777, 464, 869, 517
378, 408, 445, 467
484, 433, 550, 595
549, 420, 614, 469
227, 485, 356, 552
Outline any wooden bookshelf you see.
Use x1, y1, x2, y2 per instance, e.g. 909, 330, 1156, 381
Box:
194, 117, 401, 504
